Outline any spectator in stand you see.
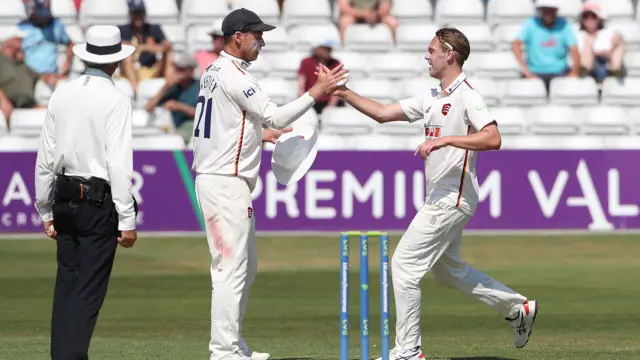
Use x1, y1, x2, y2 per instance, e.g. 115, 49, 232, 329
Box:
17, 0, 73, 88
118, 0, 173, 91
298, 40, 344, 115
337, 0, 398, 42
512, 0, 579, 91
145, 54, 199, 144
577, 1, 625, 83
194, 22, 224, 75
0, 30, 46, 125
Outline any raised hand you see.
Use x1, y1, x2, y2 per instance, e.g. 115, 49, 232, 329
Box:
308, 63, 349, 100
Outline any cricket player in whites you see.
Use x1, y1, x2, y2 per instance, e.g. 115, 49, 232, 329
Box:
333, 27, 539, 360
191, 8, 349, 360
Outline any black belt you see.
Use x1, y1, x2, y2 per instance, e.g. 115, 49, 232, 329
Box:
53, 174, 111, 203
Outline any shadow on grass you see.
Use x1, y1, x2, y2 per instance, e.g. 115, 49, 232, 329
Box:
428, 357, 517, 360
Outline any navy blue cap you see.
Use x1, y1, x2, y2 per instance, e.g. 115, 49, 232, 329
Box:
128, 0, 146, 13
221, 8, 276, 35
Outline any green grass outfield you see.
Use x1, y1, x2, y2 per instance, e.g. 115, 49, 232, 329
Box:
1, 234, 639, 360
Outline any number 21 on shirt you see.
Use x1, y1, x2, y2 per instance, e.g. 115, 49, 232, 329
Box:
194, 95, 212, 138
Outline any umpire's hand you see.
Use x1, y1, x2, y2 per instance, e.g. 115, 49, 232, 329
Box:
118, 230, 137, 248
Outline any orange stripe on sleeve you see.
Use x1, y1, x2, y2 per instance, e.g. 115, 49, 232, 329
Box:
232, 62, 246, 75
234, 111, 246, 176
456, 125, 472, 208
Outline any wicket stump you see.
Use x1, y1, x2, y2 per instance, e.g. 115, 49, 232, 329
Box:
340, 231, 390, 360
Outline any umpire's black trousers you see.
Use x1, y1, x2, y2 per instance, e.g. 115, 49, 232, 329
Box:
50, 193, 119, 360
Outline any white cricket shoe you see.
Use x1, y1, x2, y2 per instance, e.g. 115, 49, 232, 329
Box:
376, 346, 424, 360
507, 300, 539, 348
239, 338, 271, 360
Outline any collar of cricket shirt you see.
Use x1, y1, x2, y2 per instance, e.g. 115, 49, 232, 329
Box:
437, 72, 467, 96
220, 51, 252, 70
84, 68, 115, 85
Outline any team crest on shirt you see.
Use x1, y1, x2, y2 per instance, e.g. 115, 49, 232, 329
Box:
441, 103, 452, 116
248, 207, 253, 219
425, 125, 442, 139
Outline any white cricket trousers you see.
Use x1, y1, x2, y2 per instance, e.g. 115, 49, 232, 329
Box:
392, 201, 527, 350
195, 174, 257, 360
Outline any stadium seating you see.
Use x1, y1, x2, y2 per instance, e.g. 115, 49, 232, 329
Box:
3, 0, 640, 151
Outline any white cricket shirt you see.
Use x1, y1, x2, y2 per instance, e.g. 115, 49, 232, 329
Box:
34, 68, 137, 231
192, 51, 315, 191
399, 72, 496, 216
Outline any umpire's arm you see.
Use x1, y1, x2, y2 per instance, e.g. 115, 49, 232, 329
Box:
106, 98, 137, 231
34, 105, 56, 222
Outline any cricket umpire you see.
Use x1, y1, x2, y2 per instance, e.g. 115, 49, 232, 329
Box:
34, 25, 138, 360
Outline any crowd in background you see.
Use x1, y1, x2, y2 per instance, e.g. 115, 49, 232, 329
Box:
0, 0, 629, 144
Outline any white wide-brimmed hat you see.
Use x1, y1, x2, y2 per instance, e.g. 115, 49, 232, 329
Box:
73, 25, 136, 64
271, 123, 319, 185
535, 0, 561, 9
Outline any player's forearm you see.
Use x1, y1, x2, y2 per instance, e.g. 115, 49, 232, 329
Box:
444, 131, 501, 151
263, 92, 315, 129
340, 89, 388, 123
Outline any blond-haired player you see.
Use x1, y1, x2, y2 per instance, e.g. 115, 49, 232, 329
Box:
332, 27, 538, 360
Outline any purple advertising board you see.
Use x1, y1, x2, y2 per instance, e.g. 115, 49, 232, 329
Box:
1, 150, 638, 234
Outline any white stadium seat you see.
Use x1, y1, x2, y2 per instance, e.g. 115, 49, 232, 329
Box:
623, 52, 640, 77
370, 53, 424, 80
487, 0, 534, 26
263, 52, 306, 80
598, 0, 634, 22
466, 52, 521, 79
348, 79, 398, 104
247, 55, 271, 79
557, 0, 583, 18
610, 22, 640, 51
501, 78, 548, 106
435, 0, 485, 25
262, 25, 291, 53
137, 78, 166, 108
493, 25, 523, 51
182, 0, 229, 28
64, 25, 85, 45
353, 134, 420, 151
283, 0, 332, 28
132, 135, 185, 150
114, 78, 135, 99
0, 112, 8, 136
131, 109, 164, 136
289, 24, 341, 52
465, 77, 501, 106
344, 24, 394, 53
549, 77, 599, 106
10, 109, 47, 137
391, 0, 433, 24
316, 134, 354, 150
51, 0, 78, 24
34, 80, 58, 107
187, 25, 216, 53
0, 136, 40, 151
258, 78, 297, 105
144, 0, 180, 24
231, 0, 280, 25
601, 77, 640, 106
162, 25, 187, 54
401, 77, 440, 99
578, 106, 630, 135
396, 24, 438, 52
290, 109, 319, 128
625, 107, 640, 133
330, 51, 369, 79
79, 0, 129, 27
374, 121, 423, 137
0, 0, 26, 25
321, 107, 375, 136
528, 105, 579, 135
488, 106, 527, 135
448, 24, 494, 52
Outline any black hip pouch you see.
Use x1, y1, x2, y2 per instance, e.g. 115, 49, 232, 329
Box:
54, 176, 110, 202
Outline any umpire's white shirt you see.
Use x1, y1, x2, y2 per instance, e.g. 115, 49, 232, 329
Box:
34, 68, 137, 230
191, 51, 315, 191
400, 72, 495, 216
